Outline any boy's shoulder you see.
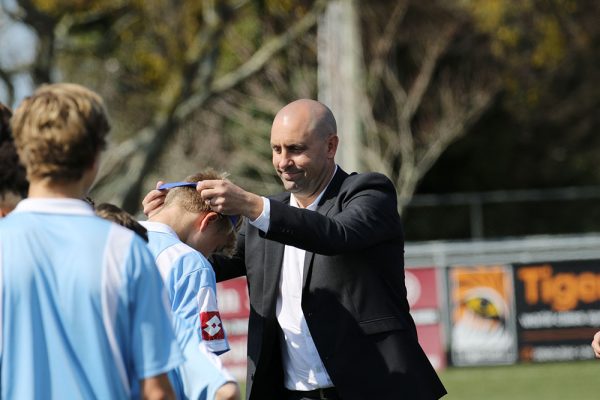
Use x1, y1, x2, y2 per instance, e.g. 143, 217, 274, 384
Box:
150, 236, 213, 279
171, 244, 213, 273
0, 210, 27, 230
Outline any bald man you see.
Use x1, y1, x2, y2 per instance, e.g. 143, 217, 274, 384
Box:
144, 99, 446, 400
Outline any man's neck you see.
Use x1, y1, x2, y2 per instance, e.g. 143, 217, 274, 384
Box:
150, 208, 193, 241
149, 209, 211, 257
28, 179, 89, 199
295, 164, 337, 208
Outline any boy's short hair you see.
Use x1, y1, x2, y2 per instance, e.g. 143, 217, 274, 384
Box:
164, 169, 231, 223
164, 169, 239, 254
0, 102, 12, 144
0, 103, 28, 208
0, 141, 29, 200
95, 202, 149, 242
11, 83, 110, 182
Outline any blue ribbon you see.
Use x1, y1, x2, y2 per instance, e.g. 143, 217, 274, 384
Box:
157, 181, 240, 229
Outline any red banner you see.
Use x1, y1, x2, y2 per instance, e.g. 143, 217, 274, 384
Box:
216, 277, 250, 381
405, 267, 446, 370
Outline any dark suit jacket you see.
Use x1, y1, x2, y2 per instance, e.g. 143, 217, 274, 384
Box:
213, 168, 446, 400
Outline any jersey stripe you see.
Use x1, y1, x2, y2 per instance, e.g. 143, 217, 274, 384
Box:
0, 242, 3, 358
155, 243, 195, 283
101, 225, 133, 395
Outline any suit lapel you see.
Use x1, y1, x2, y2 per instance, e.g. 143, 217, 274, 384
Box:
263, 193, 289, 315
301, 168, 349, 288
263, 240, 285, 315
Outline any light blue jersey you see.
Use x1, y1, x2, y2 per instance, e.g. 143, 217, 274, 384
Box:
141, 221, 233, 399
141, 221, 229, 354
169, 314, 233, 400
0, 199, 184, 399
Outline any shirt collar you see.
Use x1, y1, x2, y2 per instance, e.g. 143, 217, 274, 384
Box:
13, 198, 95, 216
139, 220, 179, 239
290, 165, 338, 210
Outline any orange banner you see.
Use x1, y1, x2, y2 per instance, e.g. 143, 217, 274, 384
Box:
448, 265, 518, 366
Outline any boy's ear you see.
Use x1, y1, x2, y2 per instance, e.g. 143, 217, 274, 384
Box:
197, 211, 220, 232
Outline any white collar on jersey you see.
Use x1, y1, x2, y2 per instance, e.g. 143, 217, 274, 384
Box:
139, 220, 178, 238
13, 198, 95, 216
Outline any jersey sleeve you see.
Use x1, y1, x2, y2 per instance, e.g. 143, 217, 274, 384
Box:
127, 238, 185, 378
171, 254, 230, 355
171, 314, 235, 399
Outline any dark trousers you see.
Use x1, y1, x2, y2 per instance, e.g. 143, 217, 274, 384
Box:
285, 388, 341, 400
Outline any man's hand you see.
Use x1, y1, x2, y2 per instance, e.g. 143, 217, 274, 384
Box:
197, 180, 263, 220
592, 331, 600, 358
142, 181, 166, 218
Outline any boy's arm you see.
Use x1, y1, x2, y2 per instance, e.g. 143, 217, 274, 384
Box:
140, 373, 175, 400
172, 257, 229, 354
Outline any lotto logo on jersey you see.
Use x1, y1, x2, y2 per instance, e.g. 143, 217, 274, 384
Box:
200, 311, 225, 340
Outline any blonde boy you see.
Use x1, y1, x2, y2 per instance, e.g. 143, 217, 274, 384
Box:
0, 83, 182, 398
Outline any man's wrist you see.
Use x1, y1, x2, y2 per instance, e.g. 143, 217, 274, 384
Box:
245, 193, 264, 220
248, 197, 270, 233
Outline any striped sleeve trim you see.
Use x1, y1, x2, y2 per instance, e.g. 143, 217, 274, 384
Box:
101, 224, 134, 395
155, 242, 195, 284
0, 243, 3, 357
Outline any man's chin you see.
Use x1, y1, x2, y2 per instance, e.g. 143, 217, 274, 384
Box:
280, 180, 300, 193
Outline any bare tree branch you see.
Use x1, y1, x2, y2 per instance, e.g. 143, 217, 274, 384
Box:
14, 0, 58, 85
359, 5, 498, 214
416, 86, 498, 178
92, 3, 230, 210
93, 0, 328, 211
366, 0, 409, 97
400, 23, 457, 122
175, 0, 328, 121
395, 77, 500, 209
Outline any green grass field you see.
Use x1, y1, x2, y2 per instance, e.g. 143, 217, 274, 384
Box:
439, 360, 600, 400
238, 360, 600, 399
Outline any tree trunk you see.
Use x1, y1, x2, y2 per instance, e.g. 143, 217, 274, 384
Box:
317, 0, 363, 173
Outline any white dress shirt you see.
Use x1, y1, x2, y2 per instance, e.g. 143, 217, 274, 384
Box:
250, 170, 337, 390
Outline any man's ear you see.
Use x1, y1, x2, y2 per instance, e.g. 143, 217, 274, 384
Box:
197, 211, 220, 232
327, 135, 339, 159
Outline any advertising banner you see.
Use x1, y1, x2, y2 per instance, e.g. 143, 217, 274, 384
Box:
216, 277, 250, 381
405, 267, 446, 370
448, 265, 518, 366
513, 260, 600, 362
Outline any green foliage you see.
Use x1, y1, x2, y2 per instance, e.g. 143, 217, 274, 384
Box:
459, 0, 591, 117
32, 0, 107, 15
461, 0, 572, 66
9, 0, 600, 233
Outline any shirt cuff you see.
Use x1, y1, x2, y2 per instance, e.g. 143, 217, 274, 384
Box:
249, 196, 270, 233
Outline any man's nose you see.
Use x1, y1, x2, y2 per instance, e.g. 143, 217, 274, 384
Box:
278, 151, 293, 169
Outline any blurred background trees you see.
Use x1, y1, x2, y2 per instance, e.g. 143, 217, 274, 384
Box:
1, 0, 599, 241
